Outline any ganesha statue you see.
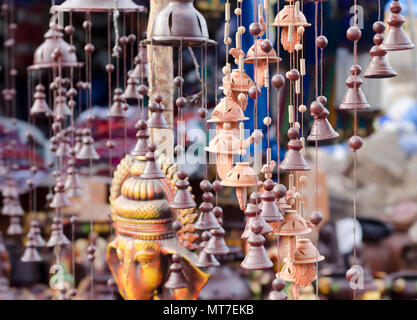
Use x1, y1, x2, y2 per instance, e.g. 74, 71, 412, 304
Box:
106, 120, 209, 300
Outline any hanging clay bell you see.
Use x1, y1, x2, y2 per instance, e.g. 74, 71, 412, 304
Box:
165, 253, 188, 289
21, 233, 42, 262
54, 95, 71, 118
244, 39, 281, 87
47, 217, 70, 247
260, 179, 283, 223
50, 179, 71, 209
204, 204, 229, 255
170, 170, 196, 209
147, 101, 169, 129
76, 129, 100, 160
196, 231, 220, 268
241, 220, 273, 270
272, 0, 311, 53
195, 180, 220, 230
283, 238, 324, 264
339, 64, 370, 111
108, 88, 126, 118
381, 0, 415, 51
123, 76, 140, 100
307, 99, 339, 142
207, 97, 249, 123
55, 133, 71, 158
30, 84, 51, 115
73, 129, 83, 154
65, 165, 83, 198
221, 162, 262, 210
131, 119, 150, 157
150, 0, 209, 46
241, 202, 273, 239
29, 220, 46, 247
277, 210, 311, 236
364, 21, 397, 78
223, 69, 254, 94
7, 217, 23, 235
280, 128, 310, 171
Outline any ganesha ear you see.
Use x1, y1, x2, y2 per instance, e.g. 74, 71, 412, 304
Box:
161, 246, 210, 300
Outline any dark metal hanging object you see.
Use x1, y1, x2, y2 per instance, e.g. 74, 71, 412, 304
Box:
280, 128, 310, 171
381, 0, 415, 51
364, 21, 397, 78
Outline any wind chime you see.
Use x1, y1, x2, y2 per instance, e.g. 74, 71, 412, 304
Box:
23, 0, 147, 300
344, 0, 414, 299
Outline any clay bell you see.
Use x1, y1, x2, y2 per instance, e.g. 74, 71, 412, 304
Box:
195, 180, 220, 230
381, 0, 415, 51
165, 254, 188, 289
339, 64, 370, 110
170, 170, 196, 210
7, 217, 23, 235
65, 164, 83, 198
241, 202, 273, 239
21, 233, 42, 263
28, 220, 46, 248
364, 22, 397, 78
76, 129, 100, 160
196, 231, 220, 268
204, 218, 230, 256
223, 69, 254, 94
241, 220, 273, 270
205, 127, 247, 156
108, 88, 126, 118
147, 101, 169, 129
221, 162, 262, 210
54, 95, 71, 118
131, 119, 150, 157
260, 179, 283, 223
140, 143, 166, 179
278, 210, 311, 236
150, 0, 209, 46
272, 1, 311, 53
123, 76, 140, 100
268, 276, 288, 300
50, 179, 71, 209
280, 128, 310, 171
207, 97, 248, 123
47, 217, 70, 247
30, 84, 51, 116
284, 238, 324, 264
307, 100, 339, 142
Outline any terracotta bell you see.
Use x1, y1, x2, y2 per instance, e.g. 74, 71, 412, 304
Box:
241, 202, 273, 239
7, 217, 23, 236
73, 129, 83, 154
28, 220, 46, 248
150, 0, 209, 46
241, 220, 273, 270
50, 179, 71, 209
56, 133, 71, 158
196, 231, 220, 268
222, 69, 254, 94
21, 234, 42, 263
268, 276, 288, 300
30, 84, 51, 115
76, 129, 100, 160
165, 253, 188, 289
260, 179, 283, 223
108, 88, 126, 118
284, 238, 325, 264
277, 210, 311, 236
47, 217, 70, 247
65, 163, 83, 198
131, 119, 150, 157
170, 170, 196, 210
207, 97, 248, 123
204, 219, 230, 256
307, 99, 339, 142
123, 77, 140, 100
364, 22, 397, 78
194, 180, 220, 231
280, 128, 310, 171
381, 0, 415, 51
147, 101, 169, 129
221, 162, 262, 210
54, 95, 71, 118
244, 39, 281, 87
272, 0, 311, 53
339, 65, 370, 110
